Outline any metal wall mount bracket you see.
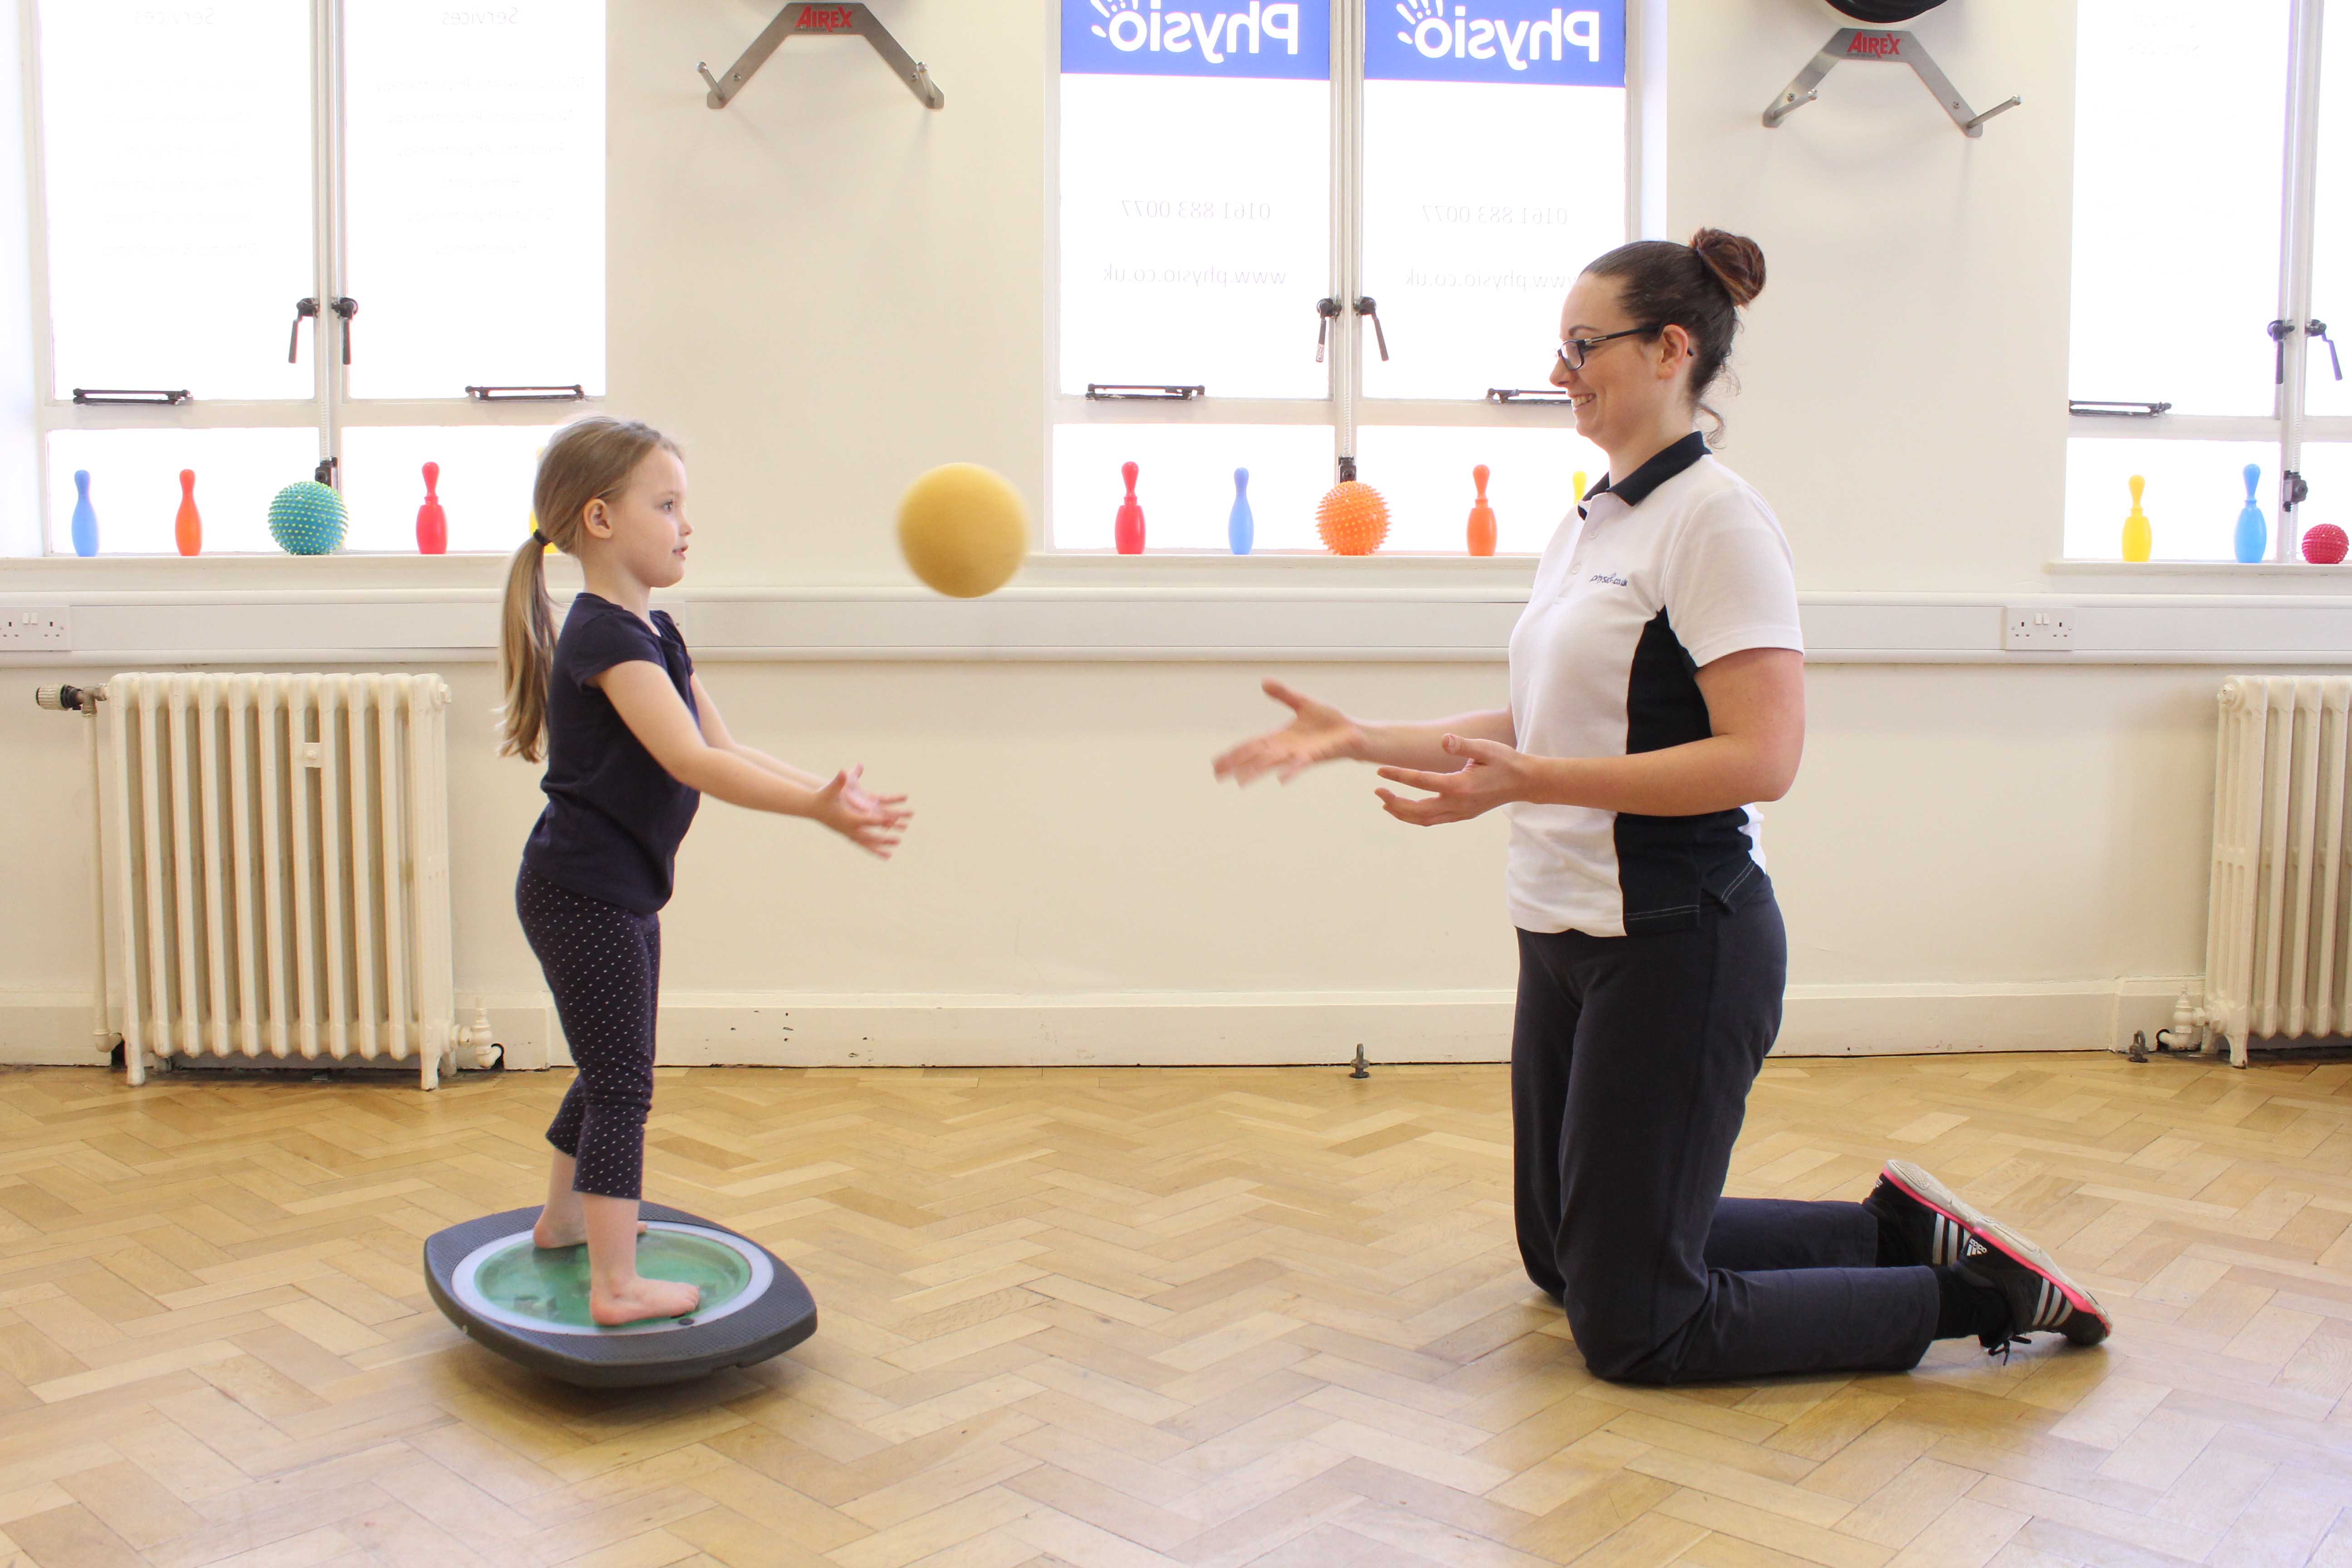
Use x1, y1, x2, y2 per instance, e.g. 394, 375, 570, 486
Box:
1085, 384, 1205, 402
1763, 29, 2019, 137
699, 4, 944, 111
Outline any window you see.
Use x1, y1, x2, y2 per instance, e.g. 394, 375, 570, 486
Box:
27, 1, 603, 556
1051, 0, 1625, 553
2065, 0, 2345, 563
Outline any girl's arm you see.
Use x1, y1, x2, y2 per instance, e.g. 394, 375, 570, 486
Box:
690, 673, 911, 817
597, 662, 909, 857
688, 674, 823, 789
1373, 649, 1803, 825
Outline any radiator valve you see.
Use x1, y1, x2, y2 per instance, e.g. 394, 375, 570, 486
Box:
35, 683, 104, 713
2154, 988, 2209, 1054
454, 1003, 500, 1069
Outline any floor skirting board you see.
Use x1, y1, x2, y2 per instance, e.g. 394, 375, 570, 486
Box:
0, 980, 2205, 1070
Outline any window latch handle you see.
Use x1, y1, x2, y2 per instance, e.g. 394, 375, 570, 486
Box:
2311, 319, 2343, 381
1315, 297, 1340, 363
330, 298, 358, 366
1354, 297, 1389, 362
288, 296, 318, 364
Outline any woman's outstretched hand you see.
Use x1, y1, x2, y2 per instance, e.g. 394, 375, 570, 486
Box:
1375, 734, 1533, 825
813, 765, 912, 858
1212, 680, 1366, 785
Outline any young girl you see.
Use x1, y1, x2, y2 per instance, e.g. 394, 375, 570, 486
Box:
499, 415, 911, 1326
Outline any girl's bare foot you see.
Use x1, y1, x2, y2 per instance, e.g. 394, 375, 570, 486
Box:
533, 1208, 645, 1250
590, 1275, 700, 1325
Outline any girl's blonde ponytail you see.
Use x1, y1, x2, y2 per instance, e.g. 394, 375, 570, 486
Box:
498, 533, 558, 761
496, 415, 683, 762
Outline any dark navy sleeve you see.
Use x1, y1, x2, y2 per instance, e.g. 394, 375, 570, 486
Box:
559, 603, 666, 690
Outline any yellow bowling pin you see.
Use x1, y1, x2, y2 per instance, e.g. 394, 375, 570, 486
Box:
2122, 474, 2151, 563
1573, 470, 1588, 505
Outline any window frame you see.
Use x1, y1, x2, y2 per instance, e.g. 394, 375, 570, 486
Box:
2065, 0, 2348, 562
15, 0, 602, 558
1041, 0, 1650, 554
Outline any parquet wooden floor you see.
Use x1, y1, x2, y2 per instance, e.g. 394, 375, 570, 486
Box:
0, 1053, 2349, 1568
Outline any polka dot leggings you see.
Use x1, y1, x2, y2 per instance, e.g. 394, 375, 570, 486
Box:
517, 866, 659, 1200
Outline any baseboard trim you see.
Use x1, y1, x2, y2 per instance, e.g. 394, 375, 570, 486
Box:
0, 980, 2204, 1071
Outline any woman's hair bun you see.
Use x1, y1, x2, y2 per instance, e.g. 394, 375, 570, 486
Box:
1690, 228, 1765, 309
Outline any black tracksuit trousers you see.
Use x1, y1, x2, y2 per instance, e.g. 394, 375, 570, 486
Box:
1512, 883, 1940, 1384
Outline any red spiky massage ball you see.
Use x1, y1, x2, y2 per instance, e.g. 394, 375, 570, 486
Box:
2303, 524, 2348, 564
1316, 480, 1391, 556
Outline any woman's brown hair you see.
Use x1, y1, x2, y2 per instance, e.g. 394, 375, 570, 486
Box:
497, 416, 683, 762
1582, 227, 1766, 441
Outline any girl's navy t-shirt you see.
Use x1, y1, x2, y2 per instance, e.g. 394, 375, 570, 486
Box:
521, 593, 701, 913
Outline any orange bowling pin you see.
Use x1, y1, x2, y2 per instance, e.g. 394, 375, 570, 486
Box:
1467, 464, 1496, 556
174, 469, 201, 556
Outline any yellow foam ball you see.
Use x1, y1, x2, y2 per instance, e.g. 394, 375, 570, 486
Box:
897, 464, 1029, 598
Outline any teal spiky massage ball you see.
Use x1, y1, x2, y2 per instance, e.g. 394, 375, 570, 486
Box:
268, 481, 348, 556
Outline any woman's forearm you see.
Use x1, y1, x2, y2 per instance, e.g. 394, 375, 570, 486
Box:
1523, 735, 1796, 816
1355, 709, 1516, 772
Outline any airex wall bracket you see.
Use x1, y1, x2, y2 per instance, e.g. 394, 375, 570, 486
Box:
699, 4, 945, 111
1763, 28, 2018, 136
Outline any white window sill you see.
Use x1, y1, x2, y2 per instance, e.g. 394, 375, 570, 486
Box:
2047, 559, 2352, 584
5, 555, 2352, 666
0, 549, 1549, 600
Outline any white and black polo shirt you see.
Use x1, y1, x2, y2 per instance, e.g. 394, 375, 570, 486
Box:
1506, 431, 1804, 938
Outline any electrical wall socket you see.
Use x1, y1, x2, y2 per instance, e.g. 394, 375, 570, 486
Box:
0, 606, 73, 652
2001, 607, 2073, 651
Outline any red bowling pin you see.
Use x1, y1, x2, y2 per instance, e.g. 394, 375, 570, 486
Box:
1466, 464, 1496, 557
1114, 461, 1145, 555
174, 469, 201, 556
416, 461, 447, 555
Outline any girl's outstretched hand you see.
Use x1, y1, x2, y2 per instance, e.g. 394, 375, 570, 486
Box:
1374, 734, 1532, 825
1212, 679, 1366, 786
813, 765, 912, 858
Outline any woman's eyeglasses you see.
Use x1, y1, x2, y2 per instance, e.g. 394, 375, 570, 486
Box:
1557, 324, 1662, 370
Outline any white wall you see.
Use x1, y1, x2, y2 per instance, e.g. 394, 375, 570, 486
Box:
0, 0, 2307, 1068
1669, 0, 2077, 593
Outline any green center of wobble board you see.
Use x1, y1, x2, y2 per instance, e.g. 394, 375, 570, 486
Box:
472, 1231, 754, 1328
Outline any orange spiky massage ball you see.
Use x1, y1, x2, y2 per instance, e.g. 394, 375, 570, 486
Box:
1316, 480, 1390, 556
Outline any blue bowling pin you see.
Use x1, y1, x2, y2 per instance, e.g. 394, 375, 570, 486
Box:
1229, 467, 1254, 555
70, 470, 97, 558
2236, 462, 2267, 564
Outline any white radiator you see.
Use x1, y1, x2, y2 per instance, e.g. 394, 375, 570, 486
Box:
102, 673, 466, 1089
2205, 675, 2352, 1067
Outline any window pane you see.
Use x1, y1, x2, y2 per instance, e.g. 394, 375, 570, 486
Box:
1354, 423, 1604, 552
339, 426, 555, 554
1361, 2, 1625, 400
2307, 7, 2352, 418
343, 3, 605, 399
1058, 1, 1332, 398
38, 0, 314, 400
48, 429, 321, 555
2070, 0, 2289, 416
2064, 436, 2280, 561
1052, 424, 1332, 549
